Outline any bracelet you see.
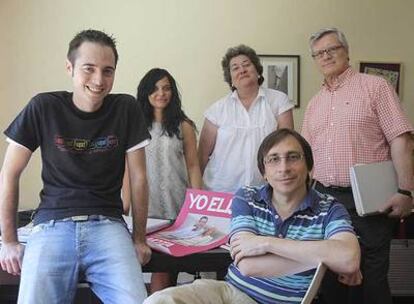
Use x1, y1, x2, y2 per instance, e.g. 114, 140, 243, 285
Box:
397, 188, 413, 198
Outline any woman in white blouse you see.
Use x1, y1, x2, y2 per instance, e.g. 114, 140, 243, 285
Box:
198, 45, 294, 193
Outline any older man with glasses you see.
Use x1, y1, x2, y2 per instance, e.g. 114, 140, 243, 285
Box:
302, 27, 414, 304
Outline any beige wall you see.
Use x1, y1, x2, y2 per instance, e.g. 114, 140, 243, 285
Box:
1, 0, 414, 209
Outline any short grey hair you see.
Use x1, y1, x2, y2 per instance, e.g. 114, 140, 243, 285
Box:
309, 28, 349, 53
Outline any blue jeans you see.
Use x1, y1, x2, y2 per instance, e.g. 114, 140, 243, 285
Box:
18, 215, 147, 304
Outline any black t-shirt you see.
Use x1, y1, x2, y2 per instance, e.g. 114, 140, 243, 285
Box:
4, 91, 150, 224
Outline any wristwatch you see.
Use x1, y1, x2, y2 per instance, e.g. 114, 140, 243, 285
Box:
397, 188, 413, 198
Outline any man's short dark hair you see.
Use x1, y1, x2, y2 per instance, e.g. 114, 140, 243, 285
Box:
257, 128, 314, 176
67, 29, 118, 66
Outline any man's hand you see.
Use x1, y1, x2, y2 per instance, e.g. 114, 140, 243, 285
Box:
380, 193, 413, 218
134, 241, 151, 265
230, 234, 268, 265
0, 242, 24, 275
338, 269, 363, 286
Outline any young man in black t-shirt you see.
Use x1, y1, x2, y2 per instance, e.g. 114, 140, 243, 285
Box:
0, 29, 150, 303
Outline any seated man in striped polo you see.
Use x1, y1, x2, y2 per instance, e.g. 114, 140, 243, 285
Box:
144, 129, 361, 304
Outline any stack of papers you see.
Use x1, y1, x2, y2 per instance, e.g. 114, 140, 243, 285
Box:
0, 217, 172, 246
122, 215, 173, 234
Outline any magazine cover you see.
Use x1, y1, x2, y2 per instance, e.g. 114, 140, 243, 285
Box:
146, 189, 234, 257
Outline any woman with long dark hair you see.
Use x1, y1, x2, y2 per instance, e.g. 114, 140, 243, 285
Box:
123, 68, 202, 293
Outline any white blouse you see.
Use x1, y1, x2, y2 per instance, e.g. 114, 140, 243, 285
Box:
203, 87, 294, 193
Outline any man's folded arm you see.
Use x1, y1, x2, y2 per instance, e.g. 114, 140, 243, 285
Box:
231, 231, 360, 277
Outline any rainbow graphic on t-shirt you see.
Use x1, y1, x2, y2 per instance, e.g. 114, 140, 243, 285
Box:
54, 135, 118, 153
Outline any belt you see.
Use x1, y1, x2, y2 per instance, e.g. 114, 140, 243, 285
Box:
314, 180, 353, 193
62, 215, 103, 222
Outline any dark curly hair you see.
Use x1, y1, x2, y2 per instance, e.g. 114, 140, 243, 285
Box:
221, 44, 264, 91
67, 29, 118, 66
137, 68, 196, 138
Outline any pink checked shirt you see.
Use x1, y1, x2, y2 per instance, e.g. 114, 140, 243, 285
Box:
302, 67, 413, 187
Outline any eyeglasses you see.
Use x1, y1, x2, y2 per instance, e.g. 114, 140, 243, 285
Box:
230, 61, 253, 73
311, 45, 343, 59
264, 152, 304, 167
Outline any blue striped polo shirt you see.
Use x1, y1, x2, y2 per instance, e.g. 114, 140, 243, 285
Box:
226, 184, 355, 304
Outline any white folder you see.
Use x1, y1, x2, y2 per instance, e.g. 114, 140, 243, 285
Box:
350, 161, 398, 216
301, 263, 327, 304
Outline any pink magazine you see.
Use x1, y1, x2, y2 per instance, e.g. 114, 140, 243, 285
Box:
146, 189, 234, 257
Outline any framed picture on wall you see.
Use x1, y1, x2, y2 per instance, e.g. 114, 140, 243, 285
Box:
359, 61, 402, 96
259, 55, 300, 107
